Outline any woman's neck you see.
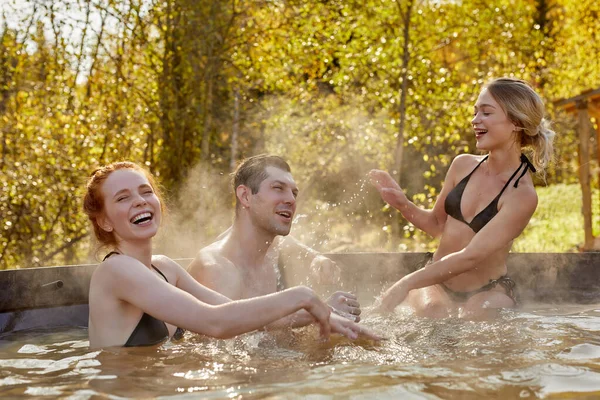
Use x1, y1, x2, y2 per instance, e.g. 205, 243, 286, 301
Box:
486, 148, 522, 176
114, 239, 153, 268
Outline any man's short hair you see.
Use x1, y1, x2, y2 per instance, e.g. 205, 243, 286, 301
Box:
232, 155, 291, 197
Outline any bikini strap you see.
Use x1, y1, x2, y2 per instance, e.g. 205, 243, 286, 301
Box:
496, 160, 526, 198
494, 154, 537, 198
462, 155, 489, 180
103, 251, 120, 261
103, 252, 168, 283
151, 264, 169, 283
472, 155, 488, 172
513, 154, 536, 188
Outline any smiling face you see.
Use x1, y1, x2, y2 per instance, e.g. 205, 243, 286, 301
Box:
471, 88, 518, 151
98, 169, 162, 244
246, 166, 298, 236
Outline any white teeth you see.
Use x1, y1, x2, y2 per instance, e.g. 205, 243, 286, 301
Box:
131, 212, 152, 224
277, 211, 291, 218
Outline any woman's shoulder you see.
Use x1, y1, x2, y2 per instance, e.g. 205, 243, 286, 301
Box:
510, 176, 538, 203
94, 254, 145, 277
451, 153, 485, 166
152, 254, 186, 273
447, 153, 485, 178
151, 254, 178, 266
501, 174, 538, 217
91, 254, 147, 289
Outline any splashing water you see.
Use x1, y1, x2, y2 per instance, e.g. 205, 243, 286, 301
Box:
1, 306, 599, 398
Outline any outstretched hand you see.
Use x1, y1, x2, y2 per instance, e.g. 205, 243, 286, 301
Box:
369, 169, 408, 210
327, 291, 361, 322
298, 287, 332, 339
329, 313, 383, 341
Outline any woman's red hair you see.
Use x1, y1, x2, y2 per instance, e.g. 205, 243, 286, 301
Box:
83, 161, 165, 247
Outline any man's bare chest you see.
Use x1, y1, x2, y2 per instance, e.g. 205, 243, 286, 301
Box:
238, 262, 281, 299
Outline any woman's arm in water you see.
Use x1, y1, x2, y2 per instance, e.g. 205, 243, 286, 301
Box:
369, 155, 469, 238
155, 256, 379, 339
99, 256, 332, 339
264, 309, 381, 340
377, 186, 537, 310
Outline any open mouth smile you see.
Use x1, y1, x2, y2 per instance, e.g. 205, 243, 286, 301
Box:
276, 210, 293, 221
130, 212, 153, 225
474, 128, 488, 138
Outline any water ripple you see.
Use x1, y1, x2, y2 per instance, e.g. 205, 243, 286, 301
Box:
0, 306, 599, 398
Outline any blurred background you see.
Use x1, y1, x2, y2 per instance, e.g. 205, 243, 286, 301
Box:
0, 0, 598, 269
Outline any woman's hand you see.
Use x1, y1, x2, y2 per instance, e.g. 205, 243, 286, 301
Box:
295, 286, 332, 339
369, 169, 408, 210
329, 313, 383, 341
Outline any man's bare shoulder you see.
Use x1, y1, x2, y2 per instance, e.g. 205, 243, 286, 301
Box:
187, 236, 221, 266
188, 240, 238, 279
194, 241, 225, 266
187, 239, 243, 297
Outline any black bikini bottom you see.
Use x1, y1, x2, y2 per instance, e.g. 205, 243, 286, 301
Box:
442, 276, 517, 305
416, 252, 518, 305
174, 327, 186, 340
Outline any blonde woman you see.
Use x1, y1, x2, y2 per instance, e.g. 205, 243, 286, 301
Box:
370, 78, 555, 318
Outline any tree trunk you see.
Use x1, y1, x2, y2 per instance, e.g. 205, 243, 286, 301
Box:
393, 0, 414, 185
230, 87, 240, 171
391, 0, 414, 243
201, 77, 213, 160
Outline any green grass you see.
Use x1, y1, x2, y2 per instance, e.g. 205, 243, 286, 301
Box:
512, 183, 595, 252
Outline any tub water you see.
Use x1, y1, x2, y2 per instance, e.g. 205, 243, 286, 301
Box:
1, 305, 599, 399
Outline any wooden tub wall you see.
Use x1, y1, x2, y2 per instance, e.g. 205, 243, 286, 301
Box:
1, 253, 599, 333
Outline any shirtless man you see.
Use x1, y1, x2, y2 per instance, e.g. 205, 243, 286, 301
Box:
187, 155, 361, 327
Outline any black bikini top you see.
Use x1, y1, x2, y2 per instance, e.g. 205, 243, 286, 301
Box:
102, 252, 169, 347
444, 154, 536, 233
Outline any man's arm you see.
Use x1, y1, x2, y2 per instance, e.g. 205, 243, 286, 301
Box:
276, 236, 360, 320
277, 236, 340, 286
187, 241, 362, 329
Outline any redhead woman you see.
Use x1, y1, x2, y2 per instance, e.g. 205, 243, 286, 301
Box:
370, 78, 555, 318
84, 162, 378, 348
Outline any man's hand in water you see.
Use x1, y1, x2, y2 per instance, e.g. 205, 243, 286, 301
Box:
327, 291, 361, 322
310, 255, 341, 285
329, 313, 383, 341
369, 170, 409, 210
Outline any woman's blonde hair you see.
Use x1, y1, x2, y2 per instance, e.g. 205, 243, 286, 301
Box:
485, 77, 555, 170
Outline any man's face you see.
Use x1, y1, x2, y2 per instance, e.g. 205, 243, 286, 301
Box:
247, 166, 298, 236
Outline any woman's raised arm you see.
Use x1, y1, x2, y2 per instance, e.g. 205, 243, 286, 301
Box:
369, 155, 468, 238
